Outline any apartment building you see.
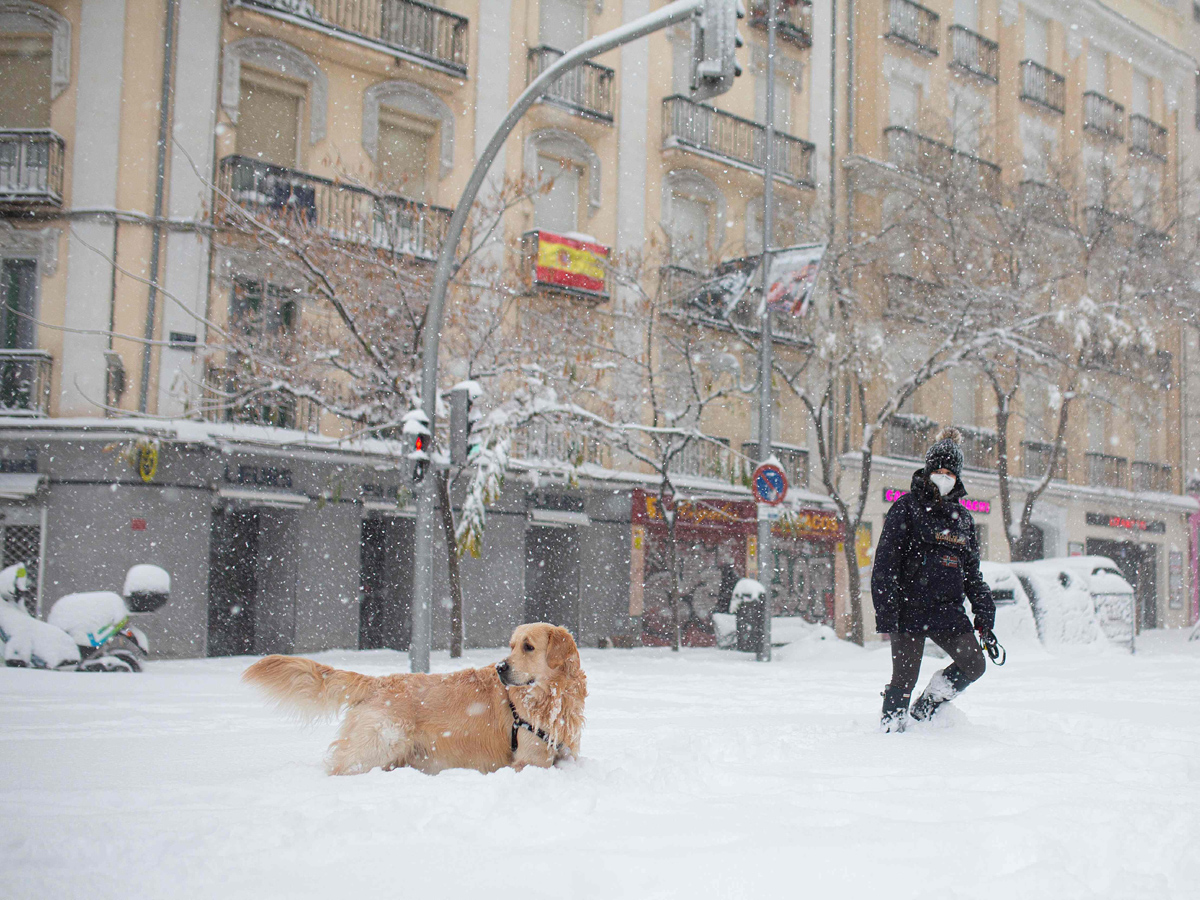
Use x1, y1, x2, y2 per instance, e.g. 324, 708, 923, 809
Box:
0, 0, 1194, 657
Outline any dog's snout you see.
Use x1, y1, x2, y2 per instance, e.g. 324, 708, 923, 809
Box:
496, 661, 510, 684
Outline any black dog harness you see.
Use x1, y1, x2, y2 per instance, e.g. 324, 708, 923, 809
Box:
507, 698, 560, 755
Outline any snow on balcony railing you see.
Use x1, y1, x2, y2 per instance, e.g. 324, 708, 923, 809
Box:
1086, 451, 1127, 489
237, 0, 468, 76
949, 25, 998, 83
886, 0, 939, 55
884, 126, 1001, 196
1130, 460, 1172, 493
959, 425, 996, 471
1019, 60, 1065, 115
0, 129, 65, 205
527, 46, 614, 122
0, 350, 52, 416
748, 1, 812, 48
1084, 92, 1124, 142
217, 156, 452, 259
1021, 440, 1066, 482
884, 414, 937, 461
510, 421, 607, 468
662, 94, 816, 188
1130, 114, 1168, 161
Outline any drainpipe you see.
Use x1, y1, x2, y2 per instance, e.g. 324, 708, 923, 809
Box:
138, 0, 179, 413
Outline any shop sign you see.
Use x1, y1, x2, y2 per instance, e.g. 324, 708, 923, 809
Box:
224, 464, 294, 489
882, 487, 990, 514
633, 491, 755, 532
773, 508, 844, 543
1085, 512, 1166, 534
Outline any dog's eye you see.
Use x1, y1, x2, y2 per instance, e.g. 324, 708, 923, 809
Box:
523, 642, 534, 653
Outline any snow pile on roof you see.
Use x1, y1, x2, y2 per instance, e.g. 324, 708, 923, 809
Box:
47, 592, 129, 648
123, 565, 170, 598
0, 603, 80, 669
1011, 562, 1105, 645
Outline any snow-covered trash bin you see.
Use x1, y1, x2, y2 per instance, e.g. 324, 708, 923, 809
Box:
123, 564, 170, 613
0, 602, 80, 669
731, 578, 766, 653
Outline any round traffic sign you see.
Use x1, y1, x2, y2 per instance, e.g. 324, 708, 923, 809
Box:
752, 463, 788, 505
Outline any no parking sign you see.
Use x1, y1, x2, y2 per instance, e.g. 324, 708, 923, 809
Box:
751, 463, 788, 506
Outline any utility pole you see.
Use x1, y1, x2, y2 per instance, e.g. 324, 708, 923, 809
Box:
755, 1, 777, 663
407, 0, 742, 673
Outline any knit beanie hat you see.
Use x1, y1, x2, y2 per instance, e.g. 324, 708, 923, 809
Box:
925, 427, 964, 477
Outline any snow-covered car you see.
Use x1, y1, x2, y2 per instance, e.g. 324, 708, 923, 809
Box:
1009, 560, 1106, 645
1056, 556, 1134, 642
979, 562, 1039, 643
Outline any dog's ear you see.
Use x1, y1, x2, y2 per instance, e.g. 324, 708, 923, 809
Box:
545, 626, 578, 671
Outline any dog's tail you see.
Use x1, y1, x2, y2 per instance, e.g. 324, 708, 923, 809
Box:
242, 655, 377, 720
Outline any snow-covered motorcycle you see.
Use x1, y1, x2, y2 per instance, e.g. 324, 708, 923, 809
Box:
0, 563, 170, 672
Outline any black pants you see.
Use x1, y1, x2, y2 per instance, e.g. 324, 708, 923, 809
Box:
889, 631, 986, 695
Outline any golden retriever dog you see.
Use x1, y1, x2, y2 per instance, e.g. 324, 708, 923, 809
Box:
242, 623, 586, 775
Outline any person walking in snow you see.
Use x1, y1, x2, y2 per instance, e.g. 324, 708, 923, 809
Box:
870, 427, 996, 732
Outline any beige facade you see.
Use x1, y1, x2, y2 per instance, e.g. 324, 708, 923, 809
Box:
1, 0, 1198, 634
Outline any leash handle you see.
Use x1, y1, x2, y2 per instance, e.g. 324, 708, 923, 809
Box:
980, 629, 1006, 666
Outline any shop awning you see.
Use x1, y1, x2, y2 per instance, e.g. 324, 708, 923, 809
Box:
218, 487, 311, 509
0, 473, 45, 500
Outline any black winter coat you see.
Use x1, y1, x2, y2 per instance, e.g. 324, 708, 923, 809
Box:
870, 469, 995, 635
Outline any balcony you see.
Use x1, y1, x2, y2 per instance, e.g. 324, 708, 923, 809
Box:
217, 156, 452, 259
204, 366, 320, 433
949, 26, 998, 83
884, 126, 1001, 195
883, 272, 938, 320
522, 229, 610, 302
511, 419, 607, 468
959, 425, 996, 471
885, 414, 937, 460
663, 94, 816, 188
1083, 92, 1124, 142
1022, 440, 1065, 481
675, 437, 740, 482
1084, 204, 1167, 244
748, 1, 813, 49
527, 46, 614, 123
660, 265, 709, 309
236, 0, 468, 77
0, 130, 65, 207
661, 257, 807, 344
0, 350, 52, 416
886, 0, 939, 55
742, 441, 809, 490
1130, 114, 1168, 161
1019, 60, 1065, 115
1130, 461, 1172, 493
1086, 451, 1127, 489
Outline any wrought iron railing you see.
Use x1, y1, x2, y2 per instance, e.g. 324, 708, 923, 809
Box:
1021, 440, 1066, 481
883, 272, 939, 319
0, 130, 65, 205
660, 265, 709, 309
0, 350, 52, 416
675, 437, 741, 482
1019, 179, 1070, 225
1019, 60, 1065, 114
885, 415, 937, 460
238, 0, 468, 75
960, 425, 996, 470
527, 45, 615, 122
886, 0, 939, 54
511, 419, 608, 468
1130, 460, 1172, 493
1084, 204, 1167, 244
1086, 451, 1127, 489
949, 25, 998, 82
217, 156, 452, 259
203, 364, 320, 433
884, 125, 1001, 195
1083, 92, 1124, 141
663, 94, 816, 188
1130, 114, 1168, 161
748, 0, 813, 48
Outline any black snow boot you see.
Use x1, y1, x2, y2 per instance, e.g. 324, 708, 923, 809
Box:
880, 686, 910, 733
910, 665, 973, 722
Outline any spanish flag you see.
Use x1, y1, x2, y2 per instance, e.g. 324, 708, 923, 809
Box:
534, 230, 608, 296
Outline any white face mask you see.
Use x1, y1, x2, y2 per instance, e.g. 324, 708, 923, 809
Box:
929, 472, 957, 496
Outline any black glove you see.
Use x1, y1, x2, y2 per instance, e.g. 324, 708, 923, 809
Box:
976, 626, 1006, 665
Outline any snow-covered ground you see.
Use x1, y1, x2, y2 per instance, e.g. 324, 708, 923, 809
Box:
3, 629, 1199, 900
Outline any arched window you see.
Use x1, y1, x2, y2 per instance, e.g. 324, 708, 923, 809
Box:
662, 169, 724, 270
0, 1, 70, 128
524, 128, 601, 232
221, 38, 327, 165
363, 81, 455, 201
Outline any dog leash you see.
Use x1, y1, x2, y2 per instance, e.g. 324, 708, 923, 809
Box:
979, 629, 1006, 666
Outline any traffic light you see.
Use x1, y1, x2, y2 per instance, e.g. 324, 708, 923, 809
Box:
403, 408, 431, 484
691, 0, 745, 102
448, 382, 483, 467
